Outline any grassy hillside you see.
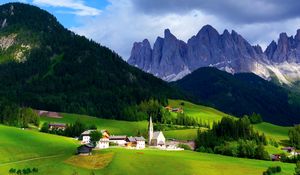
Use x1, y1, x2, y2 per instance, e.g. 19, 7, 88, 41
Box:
0, 125, 78, 163
168, 99, 232, 123
164, 129, 198, 140
253, 122, 291, 142
39, 101, 292, 142
40, 100, 231, 140
40, 113, 148, 136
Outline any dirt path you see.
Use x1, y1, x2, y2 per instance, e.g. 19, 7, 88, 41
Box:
0, 154, 64, 166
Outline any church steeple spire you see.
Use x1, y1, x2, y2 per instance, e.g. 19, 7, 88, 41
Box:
148, 116, 153, 145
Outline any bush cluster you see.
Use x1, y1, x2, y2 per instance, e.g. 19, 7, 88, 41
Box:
196, 116, 269, 160
0, 100, 39, 128
262, 166, 281, 175
9, 167, 38, 174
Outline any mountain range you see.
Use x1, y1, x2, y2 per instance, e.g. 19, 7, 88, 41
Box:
128, 25, 300, 84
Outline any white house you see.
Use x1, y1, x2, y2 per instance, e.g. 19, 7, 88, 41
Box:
80, 130, 95, 144
81, 130, 109, 145
109, 135, 127, 146
96, 138, 109, 149
126, 136, 145, 149
148, 117, 166, 147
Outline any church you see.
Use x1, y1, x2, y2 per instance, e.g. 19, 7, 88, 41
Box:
148, 116, 166, 147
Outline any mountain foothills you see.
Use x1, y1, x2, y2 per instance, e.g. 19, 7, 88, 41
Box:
0, 3, 183, 120
171, 67, 300, 126
128, 25, 300, 84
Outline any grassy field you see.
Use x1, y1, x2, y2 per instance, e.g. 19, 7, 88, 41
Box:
164, 129, 198, 140
41, 113, 148, 136
0, 125, 78, 163
168, 99, 233, 123
253, 122, 291, 142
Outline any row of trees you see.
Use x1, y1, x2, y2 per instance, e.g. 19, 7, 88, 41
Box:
0, 100, 39, 128
41, 120, 102, 142
213, 140, 269, 160
289, 125, 300, 149
9, 167, 38, 175
195, 117, 268, 160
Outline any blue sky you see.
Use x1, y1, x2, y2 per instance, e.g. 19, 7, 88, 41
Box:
1, 0, 109, 28
1, 0, 300, 60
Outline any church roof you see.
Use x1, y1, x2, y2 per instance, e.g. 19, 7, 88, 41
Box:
153, 131, 162, 139
135, 136, 145, 141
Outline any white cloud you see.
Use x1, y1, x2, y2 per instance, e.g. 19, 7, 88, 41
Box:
71, 0, 221, 59
70, 0, 300, 60
32, 0, 101, 16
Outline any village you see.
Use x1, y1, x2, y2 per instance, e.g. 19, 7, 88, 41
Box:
46, 114, 186, 156
77, 116, 187, 155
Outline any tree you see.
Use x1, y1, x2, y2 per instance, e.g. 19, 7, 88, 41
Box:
296, 161, 300, 175
32, 167, 39, 174
9, 168, 16, 174
289, 125, 300, 149
248, 113, 263, 124
88, 124, 97, 130
255, 144, 269, 160
90, 130, 102, 143
40, 122, 49, 133
20, 108, 40, 127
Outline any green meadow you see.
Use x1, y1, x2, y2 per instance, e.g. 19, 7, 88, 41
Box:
168, 99, 233, 123
164, 129, 198, 140
0, 125, 295, 175
40, 113, 148, 136
253, 122, 291, 142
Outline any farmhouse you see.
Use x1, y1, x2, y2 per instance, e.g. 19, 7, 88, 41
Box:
281, 147, 295, 153
96, 138, 109, 149
109, 135, 127, 146
80, 130, 95, 144
148, 116, 166, 147
77, 144, 93, 155
48, 123, 66, 130
96, 130, 110, 149
164, 106, 183, 113
270, 154, 281, 161
37, 110, 61, 118
126, 136, 146, 149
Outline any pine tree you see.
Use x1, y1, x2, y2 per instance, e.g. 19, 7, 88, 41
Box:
295, 161, 300, 175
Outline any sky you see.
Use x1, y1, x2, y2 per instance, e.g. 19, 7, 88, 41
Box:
1, 0, 300, 60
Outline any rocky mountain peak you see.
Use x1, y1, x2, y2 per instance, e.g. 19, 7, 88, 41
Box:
164, 28, 178, 42
295, 29, 300, 41
197, 25, 219, 36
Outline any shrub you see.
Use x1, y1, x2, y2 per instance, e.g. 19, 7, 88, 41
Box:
263, 166, 281, 175
177, 143, 192, 150
295, 161, 300, 175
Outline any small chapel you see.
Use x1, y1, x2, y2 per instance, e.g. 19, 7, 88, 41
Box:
148, 116, 166, 147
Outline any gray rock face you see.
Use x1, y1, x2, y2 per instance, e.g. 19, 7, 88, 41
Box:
128, 25, 300, 83
265, 31, 300, 63
129, 29, 188, 80
128, 39, 152, 71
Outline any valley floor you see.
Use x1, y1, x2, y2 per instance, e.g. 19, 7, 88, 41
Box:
0, 125, 295, 175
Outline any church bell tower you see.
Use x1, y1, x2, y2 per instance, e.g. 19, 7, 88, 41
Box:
148, 116, 153, 145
